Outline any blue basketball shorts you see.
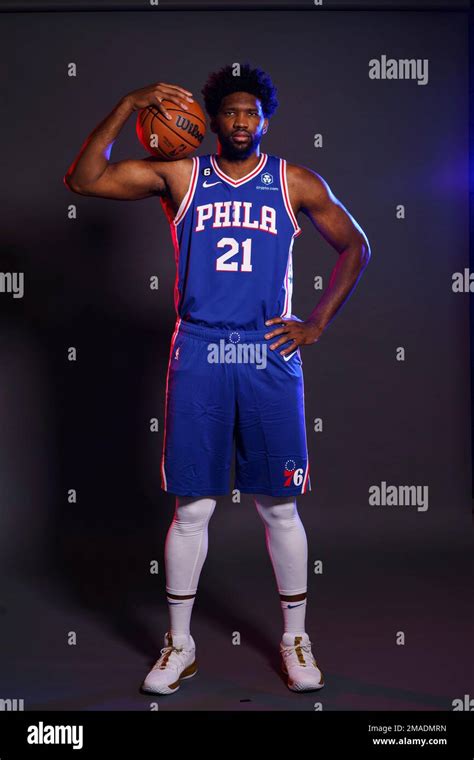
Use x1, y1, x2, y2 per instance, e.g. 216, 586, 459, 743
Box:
160, 318, 311, 497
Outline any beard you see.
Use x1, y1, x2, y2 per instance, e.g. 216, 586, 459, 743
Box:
220, 131, 261, 159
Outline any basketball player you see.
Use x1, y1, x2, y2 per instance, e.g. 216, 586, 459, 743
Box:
64, 64, 370, 695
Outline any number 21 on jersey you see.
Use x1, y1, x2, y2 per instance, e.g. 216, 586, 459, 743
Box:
216, 237, 252, 272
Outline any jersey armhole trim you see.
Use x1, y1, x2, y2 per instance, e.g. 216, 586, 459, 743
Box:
280, 158, 302, 238
172, 156, 199, 226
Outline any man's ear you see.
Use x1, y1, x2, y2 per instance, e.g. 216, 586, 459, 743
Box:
210, 117, 217, 135
263, 117, 269, 135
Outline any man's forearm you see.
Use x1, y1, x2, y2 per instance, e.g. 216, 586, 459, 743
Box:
306, 244, 370, 331
64, 97, 134, 190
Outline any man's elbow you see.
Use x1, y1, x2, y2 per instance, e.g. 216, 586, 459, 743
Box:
352, 234, 371, 268
360, 242, 371, 268
63, 173, 86, 195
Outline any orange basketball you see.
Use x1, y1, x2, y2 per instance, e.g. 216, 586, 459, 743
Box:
136, 98, 206, 160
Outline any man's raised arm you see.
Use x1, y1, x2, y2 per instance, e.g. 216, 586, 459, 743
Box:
63, 82, 194, 201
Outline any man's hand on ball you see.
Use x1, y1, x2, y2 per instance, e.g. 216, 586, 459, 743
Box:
122, 82, 194, 118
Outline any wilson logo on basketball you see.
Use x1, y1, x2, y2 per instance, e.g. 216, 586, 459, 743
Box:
136, 97, 206, 160
176, 115, 205, 143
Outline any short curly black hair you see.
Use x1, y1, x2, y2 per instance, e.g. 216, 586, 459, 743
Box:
201, 63, 279, 120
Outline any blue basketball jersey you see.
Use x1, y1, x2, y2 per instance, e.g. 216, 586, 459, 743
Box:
164, 152, 302, 330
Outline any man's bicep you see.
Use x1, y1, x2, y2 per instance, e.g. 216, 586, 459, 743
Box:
300, 169, 368, 253
75, 158, 167, 200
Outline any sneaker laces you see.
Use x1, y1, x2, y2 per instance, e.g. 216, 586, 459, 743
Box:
152, 643, 186, 671
281, 639, 314, 665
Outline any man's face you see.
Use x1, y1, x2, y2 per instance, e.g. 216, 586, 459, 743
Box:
211, 91, 269, 157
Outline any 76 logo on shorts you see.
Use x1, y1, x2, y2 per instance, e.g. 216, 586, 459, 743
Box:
283, 459, 304, 488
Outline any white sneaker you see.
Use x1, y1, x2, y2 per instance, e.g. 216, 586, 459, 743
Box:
280, 632, 325, 692
140, 631, 198, 695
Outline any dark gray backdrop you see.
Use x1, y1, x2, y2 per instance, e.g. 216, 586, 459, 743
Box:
0, 7, 471, 711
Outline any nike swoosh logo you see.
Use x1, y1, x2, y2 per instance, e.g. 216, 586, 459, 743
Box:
202, 180, 222, 188
287, 603, 305, 608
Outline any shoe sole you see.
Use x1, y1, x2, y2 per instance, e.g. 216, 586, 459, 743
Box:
140, 660, 198, 696
281, 662, 325, 692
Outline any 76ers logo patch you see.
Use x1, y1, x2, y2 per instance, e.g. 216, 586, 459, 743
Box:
283, 459, 305, 488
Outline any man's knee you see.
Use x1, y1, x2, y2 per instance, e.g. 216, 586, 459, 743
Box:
173, 495, 217, 529
252, 494, 298, 528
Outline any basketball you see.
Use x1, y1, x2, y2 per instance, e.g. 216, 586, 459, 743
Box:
136, 98, 206, 160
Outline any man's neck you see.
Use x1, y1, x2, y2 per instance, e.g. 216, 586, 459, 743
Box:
214, 150, 262, 180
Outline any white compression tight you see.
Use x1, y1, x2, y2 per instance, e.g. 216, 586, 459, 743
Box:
164, 494, 308, 597
253, 493, 308, 596
164, 496, 217, 595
